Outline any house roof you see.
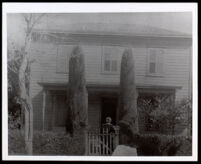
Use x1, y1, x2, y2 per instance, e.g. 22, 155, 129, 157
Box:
34, 23, 191, 38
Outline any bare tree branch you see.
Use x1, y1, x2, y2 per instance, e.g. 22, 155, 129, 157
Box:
19, 13, 45, 154
8, 64, 18, 74
29, 14, 33, 23
22, 14, 29, 25
30, 14, 46, 32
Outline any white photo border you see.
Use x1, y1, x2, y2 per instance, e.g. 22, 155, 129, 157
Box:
2, 2, 198, 161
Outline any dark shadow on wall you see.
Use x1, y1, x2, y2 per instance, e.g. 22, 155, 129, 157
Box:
32, 90, 66, 131
32, 91, 43, 131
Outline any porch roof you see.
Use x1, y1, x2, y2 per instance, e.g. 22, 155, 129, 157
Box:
38, 82, 182, 92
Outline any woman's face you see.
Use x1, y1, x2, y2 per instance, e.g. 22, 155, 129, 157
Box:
106, 117, 111, 123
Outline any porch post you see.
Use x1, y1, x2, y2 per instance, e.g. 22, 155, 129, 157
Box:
42, 89, 46, 131
85, 127, 89, 155
114, 126, 120, 149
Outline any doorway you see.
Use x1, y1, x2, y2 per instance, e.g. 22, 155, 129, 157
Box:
54, 94, 67, 127
101, 97, 118, 126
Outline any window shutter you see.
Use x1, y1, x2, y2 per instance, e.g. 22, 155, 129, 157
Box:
56, 45, 74, 73
156, 49, 164, 74
149, 63, 156, 73
111, 60, 117, 71
149, 50, 157, 73
104, 60, 111, 71
104, 52, 111, 71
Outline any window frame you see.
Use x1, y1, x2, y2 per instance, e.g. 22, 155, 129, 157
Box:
56, 44, 74, 74
146, 48, 165, 77
101, 46, 122, 75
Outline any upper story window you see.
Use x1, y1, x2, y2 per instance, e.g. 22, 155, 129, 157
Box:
147, 48, 164, 76
102, 46, 123, 74
56, 45, 74, 73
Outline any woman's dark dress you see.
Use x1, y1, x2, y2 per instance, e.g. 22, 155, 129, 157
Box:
102, 123, 115, 154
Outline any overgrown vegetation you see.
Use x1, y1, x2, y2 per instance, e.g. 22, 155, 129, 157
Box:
133, 133, 192, 156
138, 95, 192, 135
8, 42, 23, 129
117, 95, 192, 156
8, 111, 21, 130
8, 96, 192, 156
8, 129, 85, 155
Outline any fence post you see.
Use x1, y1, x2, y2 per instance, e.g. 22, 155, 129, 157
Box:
87, 126, 120, 156
114, 126, 120, 149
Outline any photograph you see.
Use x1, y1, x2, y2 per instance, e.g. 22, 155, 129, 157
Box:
2, 2, 198, 161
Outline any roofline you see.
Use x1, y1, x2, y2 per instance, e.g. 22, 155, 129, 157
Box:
33, 28, 192, 39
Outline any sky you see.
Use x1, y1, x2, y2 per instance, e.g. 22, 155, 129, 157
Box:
7, 12, 192, 46
43, 12, 192, 34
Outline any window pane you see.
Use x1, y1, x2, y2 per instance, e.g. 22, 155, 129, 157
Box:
149, 62, 156, 73
104, 60, 110, 71
156, 53, 164, 73
148, 48, 164, 75
102, 46, 124, 73
104, 53, 111, 60
150, 53, 156, 62
111, 60, 117, 72
157, 62, 163, 73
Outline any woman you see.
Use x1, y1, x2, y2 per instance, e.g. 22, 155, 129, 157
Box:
102, 117, 116, 154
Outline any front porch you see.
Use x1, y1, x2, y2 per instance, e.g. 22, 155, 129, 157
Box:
39, 83, 120, 131
38, 82, 180, 134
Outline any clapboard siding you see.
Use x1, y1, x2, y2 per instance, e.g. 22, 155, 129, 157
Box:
29, 39, 191, 130
30, 42, 191, 99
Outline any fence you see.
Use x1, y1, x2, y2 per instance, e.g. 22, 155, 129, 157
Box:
88, 126, 119, 155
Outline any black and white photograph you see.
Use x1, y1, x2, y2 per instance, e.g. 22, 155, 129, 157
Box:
2, 3, 198, 161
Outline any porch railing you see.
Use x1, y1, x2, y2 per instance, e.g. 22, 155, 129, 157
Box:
88, 126, 119, 156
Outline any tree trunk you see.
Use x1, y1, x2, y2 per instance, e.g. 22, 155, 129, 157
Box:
117, 48, 139, 145
17, 14, 45, 155
66, 46, 88, 155
18, 34, 33, 155
24, 98, 33, 154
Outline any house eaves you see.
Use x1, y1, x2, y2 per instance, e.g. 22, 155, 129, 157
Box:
33, 23, 192, 39
33, 28, 192, 39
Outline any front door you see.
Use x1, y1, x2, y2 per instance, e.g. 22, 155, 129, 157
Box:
54, 94, 67, 127
101, 97, 117, 126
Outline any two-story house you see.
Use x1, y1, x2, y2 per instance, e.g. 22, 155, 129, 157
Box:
28, 23, 192, 134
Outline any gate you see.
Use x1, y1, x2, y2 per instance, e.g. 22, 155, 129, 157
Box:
88, 126, 119, 155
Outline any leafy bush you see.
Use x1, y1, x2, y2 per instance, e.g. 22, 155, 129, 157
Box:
8, 129, 85, 155
138, 96, 192, 135
33, 130, 85, 155
8, 111, 21, 130
132, 133, 192, 156
8, 129, 25, 155
8, 129, 192, 156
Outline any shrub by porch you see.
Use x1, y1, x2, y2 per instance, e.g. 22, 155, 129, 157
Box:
134, 133, 192, 156
8, 129, 191, 156
8, 129, 84, 155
